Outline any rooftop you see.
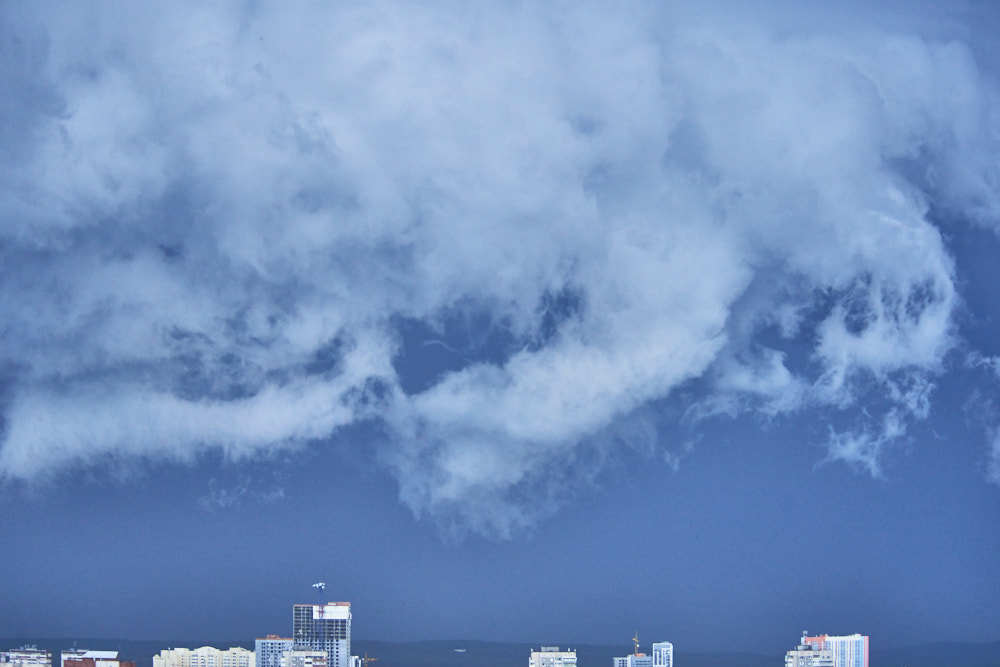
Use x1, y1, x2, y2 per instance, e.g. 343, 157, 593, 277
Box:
63, 652, 119, 660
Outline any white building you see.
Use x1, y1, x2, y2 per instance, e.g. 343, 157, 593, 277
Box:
801, 634, 868, 667
529, 647, 577, 667
293, 603, 351, 667
153, 647, 254, 667
2, 647, 52, 667
279, 652, 325, 667
785, 644, 834, 667
651, 642, 672, 667
613, 655, 652, 667
62, 651, 123, 667
256, 637, 294, 667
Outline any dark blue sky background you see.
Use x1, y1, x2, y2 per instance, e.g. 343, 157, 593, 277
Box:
3, 372, 1000, 651
2, 0, 1000, 655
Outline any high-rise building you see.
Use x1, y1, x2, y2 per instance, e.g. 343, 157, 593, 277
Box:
613, 655, 652, 667
62, 651, 134, 667
651, 642, 672, 667
293, 603, 351, 667
255, 636, 295, 667
2, 647, 52, 667
529, 647, 577, 667
802, 635, 868, 667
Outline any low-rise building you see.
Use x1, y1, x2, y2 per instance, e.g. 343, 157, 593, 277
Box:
153, 647, 254, 667
529, 647, 577, 667
613, 655, 652, 667
279, 652, 326, 667
256, 637, 294, 667
2, 646, 52, 667
785, 643, 834, 667
62, 650, 133, 667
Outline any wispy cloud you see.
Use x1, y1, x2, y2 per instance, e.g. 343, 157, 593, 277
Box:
821, 410, 908, 478
198, 476, 285, 512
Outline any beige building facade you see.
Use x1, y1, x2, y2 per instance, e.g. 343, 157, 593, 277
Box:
153, 648, 254, 667
529, 647, 577, 667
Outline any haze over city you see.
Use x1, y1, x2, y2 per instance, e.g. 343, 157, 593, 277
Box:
2, 1, 1000, 663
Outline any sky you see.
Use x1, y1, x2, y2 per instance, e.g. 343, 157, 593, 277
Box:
2, 0, 1000, 654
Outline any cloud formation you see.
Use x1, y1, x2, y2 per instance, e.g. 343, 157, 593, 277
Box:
2, 1, 999, 535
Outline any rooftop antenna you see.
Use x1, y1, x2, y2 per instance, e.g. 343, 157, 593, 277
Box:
632, 633, 640, 656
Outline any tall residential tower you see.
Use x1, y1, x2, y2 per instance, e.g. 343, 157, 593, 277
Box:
292, 603, 351, 667
802, 634, 868, 667
651, 643, 672, 667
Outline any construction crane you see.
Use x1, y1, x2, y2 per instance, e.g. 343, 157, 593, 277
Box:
632, 633, 640, 656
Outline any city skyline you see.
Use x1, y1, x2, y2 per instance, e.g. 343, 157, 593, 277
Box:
8, 624, 996, 667
2, 606, 690, 667
3, 0, 1000, 656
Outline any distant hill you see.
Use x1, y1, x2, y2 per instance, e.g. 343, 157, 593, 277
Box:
3, 637, 999, 667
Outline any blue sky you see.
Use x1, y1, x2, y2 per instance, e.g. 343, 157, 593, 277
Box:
2, 0, 1000, 653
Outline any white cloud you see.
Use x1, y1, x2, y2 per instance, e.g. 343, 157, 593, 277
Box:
989, 431, 1000, 486
198, 477, 250, 512
1, 1, 998, 534
822, 410, 908, 478
198, 476, 285, 512
963, 359, 1000, 486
